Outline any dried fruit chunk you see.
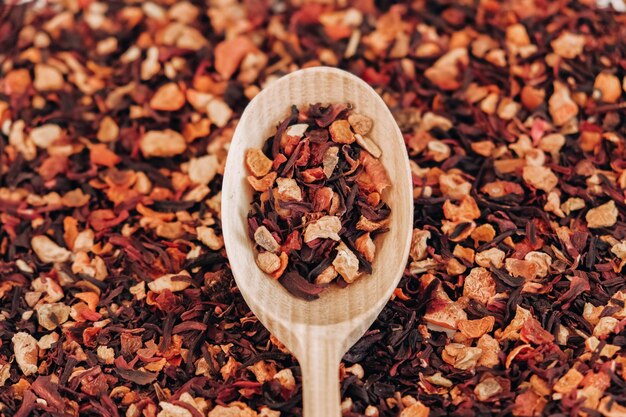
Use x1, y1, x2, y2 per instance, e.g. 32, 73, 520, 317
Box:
148, 271, 192, 293
315, 265, 338, 284
254, 226, 281, 253
474, 378, 504, 402
594, 72, 622, 103
348, 113, 373, 135
34, 64, 64, 90
35, 302, 71, 330
332, 242, 360, 283
355, 134, 382, 158
188, 154, 219, 185
245, 149, 273, 177
256, 252, 281, 274
30, 124, 62, 148
463, 267, 496, 304
522, 166, 558, 192
586, 201, 618, 229
150, 83, 186, 111
276, 178, 303, 202
304, 216, 342, 243
31, 236, 72, 264
247, 172, 277, 192
140, 130, 186, 158
355, 233, 375, 262
410, 229, 431, 261
551, 31, 585, 59
329, 120, 355, 144
424, 48, 469, 90
442, 343, 483, 370
323, 146, 340, 178
12, 332, 39, 376
549, 81, 578, 126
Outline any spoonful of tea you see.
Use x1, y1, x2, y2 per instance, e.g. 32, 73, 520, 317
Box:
222, 67, 413, 417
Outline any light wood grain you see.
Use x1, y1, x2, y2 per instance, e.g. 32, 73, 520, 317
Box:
221, 67, 413, 417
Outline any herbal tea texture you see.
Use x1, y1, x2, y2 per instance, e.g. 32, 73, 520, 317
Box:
0, 1, 626, 417
246, 104, 391, 300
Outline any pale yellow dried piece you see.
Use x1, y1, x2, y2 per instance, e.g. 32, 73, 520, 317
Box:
256, 252, 281, 275
150, 83, 186, 111
439, 172, 472, 200
505, 258, 540, 281
248, 360, 276, 383
538, 133, 566, 156
348, 113, 373, 135
148, 270, 191, 293
12, 332, 39, 376
524, 251, 552, 277
593, 317, 618, 339
506, 23, 531, 46
477, 334, 500, 368
586, 200, 618, 229
315, 265, 338, 284
245, 149, 273, 177
34, 64, 64, 90
196, 226, 224, 250
551, 31, 585, 59
561, 197, 586, 215
442, 343, 483, 370
208, 403, 257, 417
276, 178, 302, 202
286, 124, 308, 138
329, 119, 355, 144
355, 134, 382, 158
553, 368, 584, 394
188, 154, 219, 185
333, 242, 360, 283
140, 130, 186, 158
254, 226, 280, 253
424, 48, 469, 90
355, 233, 375, 262
207, 99, 232, 128
97, 116, 119, 142
497, 305, 532, 341
544, 191, 565, 218
323, 146, 340, 178
522, 165, 558, 192
443, 196, 480, 222
31, 235, 72, 264
463, 267, 496, 304
38, 333, 60, 350
356, 216, 387, 232
35, 302, 70, 330
304, 216, 342, 243
158, 402, 193, 417
474, 378, 503, 402
410, 229, 431, 261
274, 368, 296, 391
30, 124, 62, 148
549, 81, 579, 126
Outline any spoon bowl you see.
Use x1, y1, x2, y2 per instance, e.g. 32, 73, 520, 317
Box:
222, 67, 413, 416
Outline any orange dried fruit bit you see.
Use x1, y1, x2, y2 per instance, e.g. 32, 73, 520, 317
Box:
245, 148, 273, 177
329, 120, 355, 144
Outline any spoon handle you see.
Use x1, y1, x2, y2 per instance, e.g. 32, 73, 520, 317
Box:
300, 340, 342, 417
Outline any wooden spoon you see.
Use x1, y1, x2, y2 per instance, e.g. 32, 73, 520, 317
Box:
222, 67, 413, 417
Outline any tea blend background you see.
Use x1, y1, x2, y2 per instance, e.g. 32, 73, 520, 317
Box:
0, 1, 625, 416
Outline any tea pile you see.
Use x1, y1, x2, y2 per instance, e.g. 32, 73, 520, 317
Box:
246, 104, 391, 300
1, 1, 626, 416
